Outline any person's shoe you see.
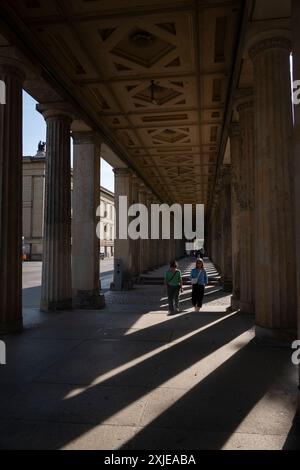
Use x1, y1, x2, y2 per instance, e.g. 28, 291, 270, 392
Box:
174, 307, 181, 314
194, 306, 198, 312
167, 310, 174, 316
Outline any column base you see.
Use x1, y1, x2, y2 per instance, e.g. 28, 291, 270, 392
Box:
255, 325, 297, 346
222, 278, 233, 292
0, 318, 23, 335
239, 300, 254, 314
73, 290, 105, 310
110, 278, 134, 291
40, 299, 72, 312
110, 280, 134, 292
230, 295, 240, 311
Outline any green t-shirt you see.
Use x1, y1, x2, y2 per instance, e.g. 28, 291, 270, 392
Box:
165, 269, 182, 286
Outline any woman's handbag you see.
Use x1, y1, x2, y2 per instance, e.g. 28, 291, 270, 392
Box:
167, 270, 179, 286
191, 271, 201, 285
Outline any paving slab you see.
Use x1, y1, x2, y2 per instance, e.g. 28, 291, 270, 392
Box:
0, 258, 298, 450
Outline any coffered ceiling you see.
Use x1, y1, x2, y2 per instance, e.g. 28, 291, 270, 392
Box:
1, 0, 242, 206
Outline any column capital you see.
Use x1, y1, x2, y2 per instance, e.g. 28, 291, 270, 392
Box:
138, 182, 147, 192
249, 36, 291, 61
0, 47, 27, 80
131, 173, 140, 183
146, 189, 154, 199
72, 130, 102, 145
36, 102, 76, 122
113, 167, 132, 176
131, 174, 142, 190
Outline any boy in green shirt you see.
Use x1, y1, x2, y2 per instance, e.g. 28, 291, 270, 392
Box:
164, 260, 183, 315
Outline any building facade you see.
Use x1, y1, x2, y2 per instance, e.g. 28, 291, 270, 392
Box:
22, 151, 46, 261
22, 150, 115, 260
98, 187, 115, 258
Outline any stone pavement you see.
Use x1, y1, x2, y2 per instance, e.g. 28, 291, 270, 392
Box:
0, 258, 299, 450
22, 258, 114, 309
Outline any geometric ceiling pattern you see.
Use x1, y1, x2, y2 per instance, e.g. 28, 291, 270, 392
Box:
6, 0, 241, 205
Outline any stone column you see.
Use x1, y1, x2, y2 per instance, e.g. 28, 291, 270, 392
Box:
151, 196, 160, 269
220, 166, 233, 291
212, 195, 222, 273
138, 184, 148, 273
158, 206, 165, 267
130, 175, 141, 280
113, 168, 134, 290
166, 218, 172, 266
0, 57, 25, 333
237, 95, 255, 314
37, 103, 74, 311
292, 0, 300, 411
146, 191, 153, 270
72, 131, 105, 309
229, 122, 242, 310
210, 206, 217, 265
250, 36, 297, 340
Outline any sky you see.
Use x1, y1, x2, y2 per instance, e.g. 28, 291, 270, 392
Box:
22, 91, 115, 192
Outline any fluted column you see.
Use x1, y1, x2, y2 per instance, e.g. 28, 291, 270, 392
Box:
138, 184, 148, 273
0, 58, 25, 333
210, 206, 218, 265
113, 168, 134, 290
164, 240, 169, 266
166, 213, 174, 265
250, 36, 297, 339
158, 207, 165, 267
229, 122, 242, 310
220, 166, 233, 291
72, 131, 105, 309
130, 175, 141, 279
151, 196, 160, 269
37, 103, 73, 311
213, 195, 222, 272
237, 95, 255, 314
292, 0, 300, 411
146, 191, 153, 270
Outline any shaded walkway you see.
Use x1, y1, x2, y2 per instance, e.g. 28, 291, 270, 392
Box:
0, 259, 299, 449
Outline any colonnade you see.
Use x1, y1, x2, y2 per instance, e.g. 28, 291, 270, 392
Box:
1, 14, 300, 412
112, 168, 186, 290
208, 27, 299, 344
0, 61, 185, 333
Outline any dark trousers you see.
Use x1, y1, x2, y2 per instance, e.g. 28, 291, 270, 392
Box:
167, 285, 180, 312
192, 284, 205, 307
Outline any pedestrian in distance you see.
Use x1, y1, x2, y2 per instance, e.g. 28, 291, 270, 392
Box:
165, 260, 183, 316
190, 258, 208, 312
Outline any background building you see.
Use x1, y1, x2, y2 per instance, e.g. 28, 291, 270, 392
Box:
22, 146, 46, 260
98, 187, 115, 258
22, 147, 114, 260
